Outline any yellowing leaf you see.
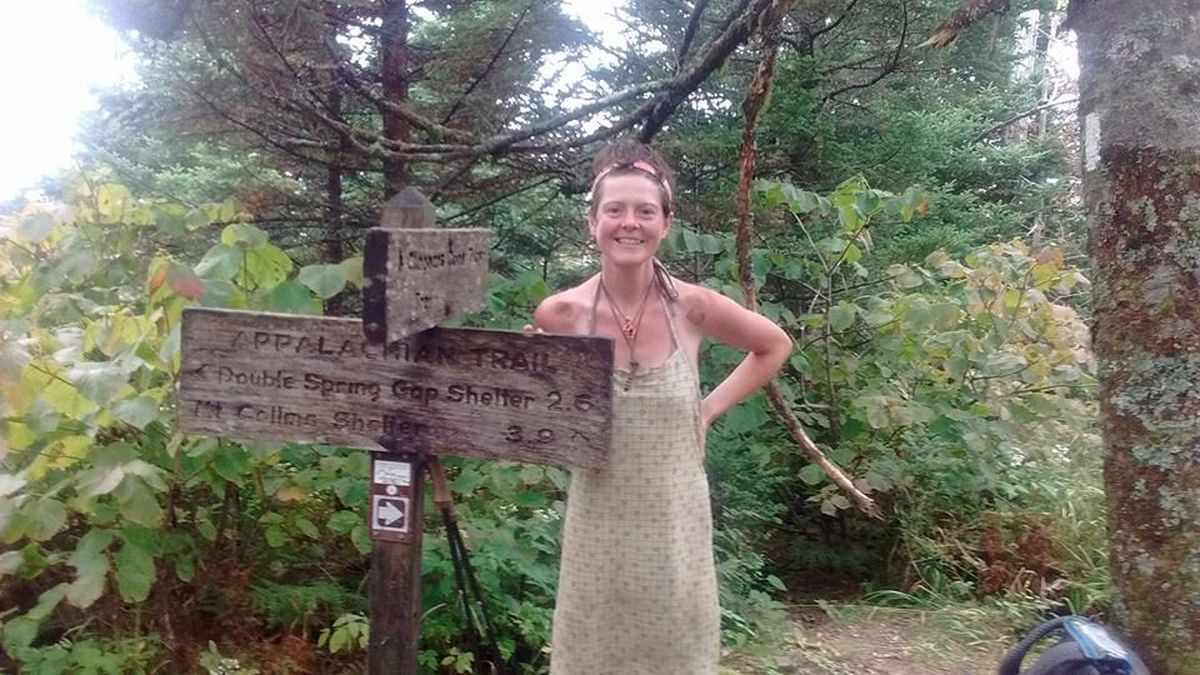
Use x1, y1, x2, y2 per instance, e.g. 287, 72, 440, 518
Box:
275, 485, 306, 502
341, 256, 364, 288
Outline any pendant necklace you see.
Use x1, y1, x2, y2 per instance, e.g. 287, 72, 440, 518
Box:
600, 277, 655, 390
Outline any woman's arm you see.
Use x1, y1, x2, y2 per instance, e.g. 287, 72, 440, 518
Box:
684, 287, 792, 427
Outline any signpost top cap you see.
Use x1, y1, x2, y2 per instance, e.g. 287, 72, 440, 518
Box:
381, 186, 436, 230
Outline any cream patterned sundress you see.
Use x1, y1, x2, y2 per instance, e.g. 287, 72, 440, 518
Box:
550, 288, 720, 675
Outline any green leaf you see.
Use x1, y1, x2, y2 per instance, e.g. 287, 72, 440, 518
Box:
195, 244, 243, 281
699, 234, 725, 255
902, 300, 932, 332
265, 526, 288, 547
0, 474, 26, 498
294, 517, 319, 539
327, 510, 360, 534
114, 542, 155, 602
220, 223, 269, 248
780, 183, 820, 213
0, 550, 23, 579
298, 264, 348, 300
829, 303, 858, 332
766, 574, 786, 591
175, 554, 196, 582
242, 245, 293, 289
341, 256, 364, 288
267, 281, 321, 315
113, 396, 160, 429
888, 264, 924, 288
117, 479, 164, 528
351, 524, 371, 555
211, 446, 250, 483
68, 361, 131, 406
798, 463, 826, 486
16, 211, 55, 243
66, 529, 113, 608
930, 303, 961, 330
42, 379, 97, 419
3, 617, 39, 654
27, 583, 67, 621
151, 204, 188, 235
26, 499, 68, 542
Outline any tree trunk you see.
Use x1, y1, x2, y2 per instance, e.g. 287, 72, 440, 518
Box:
380, 0, 411, 196
1072, 1, 1200, 672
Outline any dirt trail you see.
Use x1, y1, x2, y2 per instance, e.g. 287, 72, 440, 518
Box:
722, 605, 1009, 675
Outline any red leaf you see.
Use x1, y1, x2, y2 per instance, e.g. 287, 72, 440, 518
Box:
166, 263, 205, 300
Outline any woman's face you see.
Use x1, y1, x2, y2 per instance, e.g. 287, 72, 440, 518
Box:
588, 173, 671, 268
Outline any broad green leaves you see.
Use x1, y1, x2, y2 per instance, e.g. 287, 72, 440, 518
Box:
298, 264, 348, 299
0, 175, 372, 665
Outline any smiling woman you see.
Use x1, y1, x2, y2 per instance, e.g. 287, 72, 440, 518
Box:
0, 0, 130, 201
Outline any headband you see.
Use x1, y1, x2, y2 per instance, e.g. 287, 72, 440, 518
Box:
590, 160, 674, 203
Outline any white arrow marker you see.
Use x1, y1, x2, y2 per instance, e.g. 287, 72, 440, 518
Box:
378, 500, 405, 526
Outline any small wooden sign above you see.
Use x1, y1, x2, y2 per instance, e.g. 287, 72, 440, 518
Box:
362, 187, 490, 343
179, 307, 613, 469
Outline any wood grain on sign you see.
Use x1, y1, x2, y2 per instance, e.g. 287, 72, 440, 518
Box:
362, 228, 491, 343
179, 308, 613, 469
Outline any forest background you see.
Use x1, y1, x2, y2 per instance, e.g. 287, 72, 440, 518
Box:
0, 0, 1111, 673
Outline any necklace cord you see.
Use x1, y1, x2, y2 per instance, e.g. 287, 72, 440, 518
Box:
599, 276, 657, 389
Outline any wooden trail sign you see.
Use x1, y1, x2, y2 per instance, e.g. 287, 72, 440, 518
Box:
177, 186, 614, 675
362, 187, 490, 343
178, 307, 612, 468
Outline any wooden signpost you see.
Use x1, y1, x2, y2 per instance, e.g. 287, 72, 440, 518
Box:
362, 187, 491, 343
178, 187, 613, 674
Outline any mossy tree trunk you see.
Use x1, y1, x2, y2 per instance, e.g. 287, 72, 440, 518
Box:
1072, 1, 1200, 672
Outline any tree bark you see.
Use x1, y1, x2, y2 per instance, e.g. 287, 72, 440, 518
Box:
1072, 1, 1200, 672
380, 0, 411, 195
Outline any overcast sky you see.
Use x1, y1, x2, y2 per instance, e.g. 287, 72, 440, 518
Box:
0, 0, 623, 204
0, 0, 133, 201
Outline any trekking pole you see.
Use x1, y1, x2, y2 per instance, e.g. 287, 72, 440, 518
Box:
427, 457, 502, 673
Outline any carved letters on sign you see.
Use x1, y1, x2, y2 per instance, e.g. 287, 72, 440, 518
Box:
362, 229, 491, 342
179, 308, 613, 469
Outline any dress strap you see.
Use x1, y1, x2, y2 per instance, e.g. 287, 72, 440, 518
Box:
587, 278, 602, 337
657, 279, 681, 355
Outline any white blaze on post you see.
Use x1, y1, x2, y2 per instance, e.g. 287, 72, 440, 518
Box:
1084, 112, 1101, 171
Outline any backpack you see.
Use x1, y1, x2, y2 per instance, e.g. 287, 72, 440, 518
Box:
997, 616, 1151, 675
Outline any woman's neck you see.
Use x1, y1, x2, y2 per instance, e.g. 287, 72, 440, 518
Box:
598, 260, 656, 305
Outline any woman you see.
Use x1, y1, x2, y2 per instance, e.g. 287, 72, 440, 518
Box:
534, 141, 791, 675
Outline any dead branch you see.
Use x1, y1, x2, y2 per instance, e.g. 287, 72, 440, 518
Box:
733, 0, 881, 518
919, 0, 1011, 49
971, 97, 1078, 142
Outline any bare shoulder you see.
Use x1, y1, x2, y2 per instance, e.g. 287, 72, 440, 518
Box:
673, 278, 790, 351
533, 281, 594, 335
673, 279, 727, 328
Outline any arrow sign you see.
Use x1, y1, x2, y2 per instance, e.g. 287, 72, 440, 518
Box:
373, 496, 409, 533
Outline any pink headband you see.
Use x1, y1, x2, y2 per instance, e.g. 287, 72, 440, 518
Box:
590, 160, 674, 203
